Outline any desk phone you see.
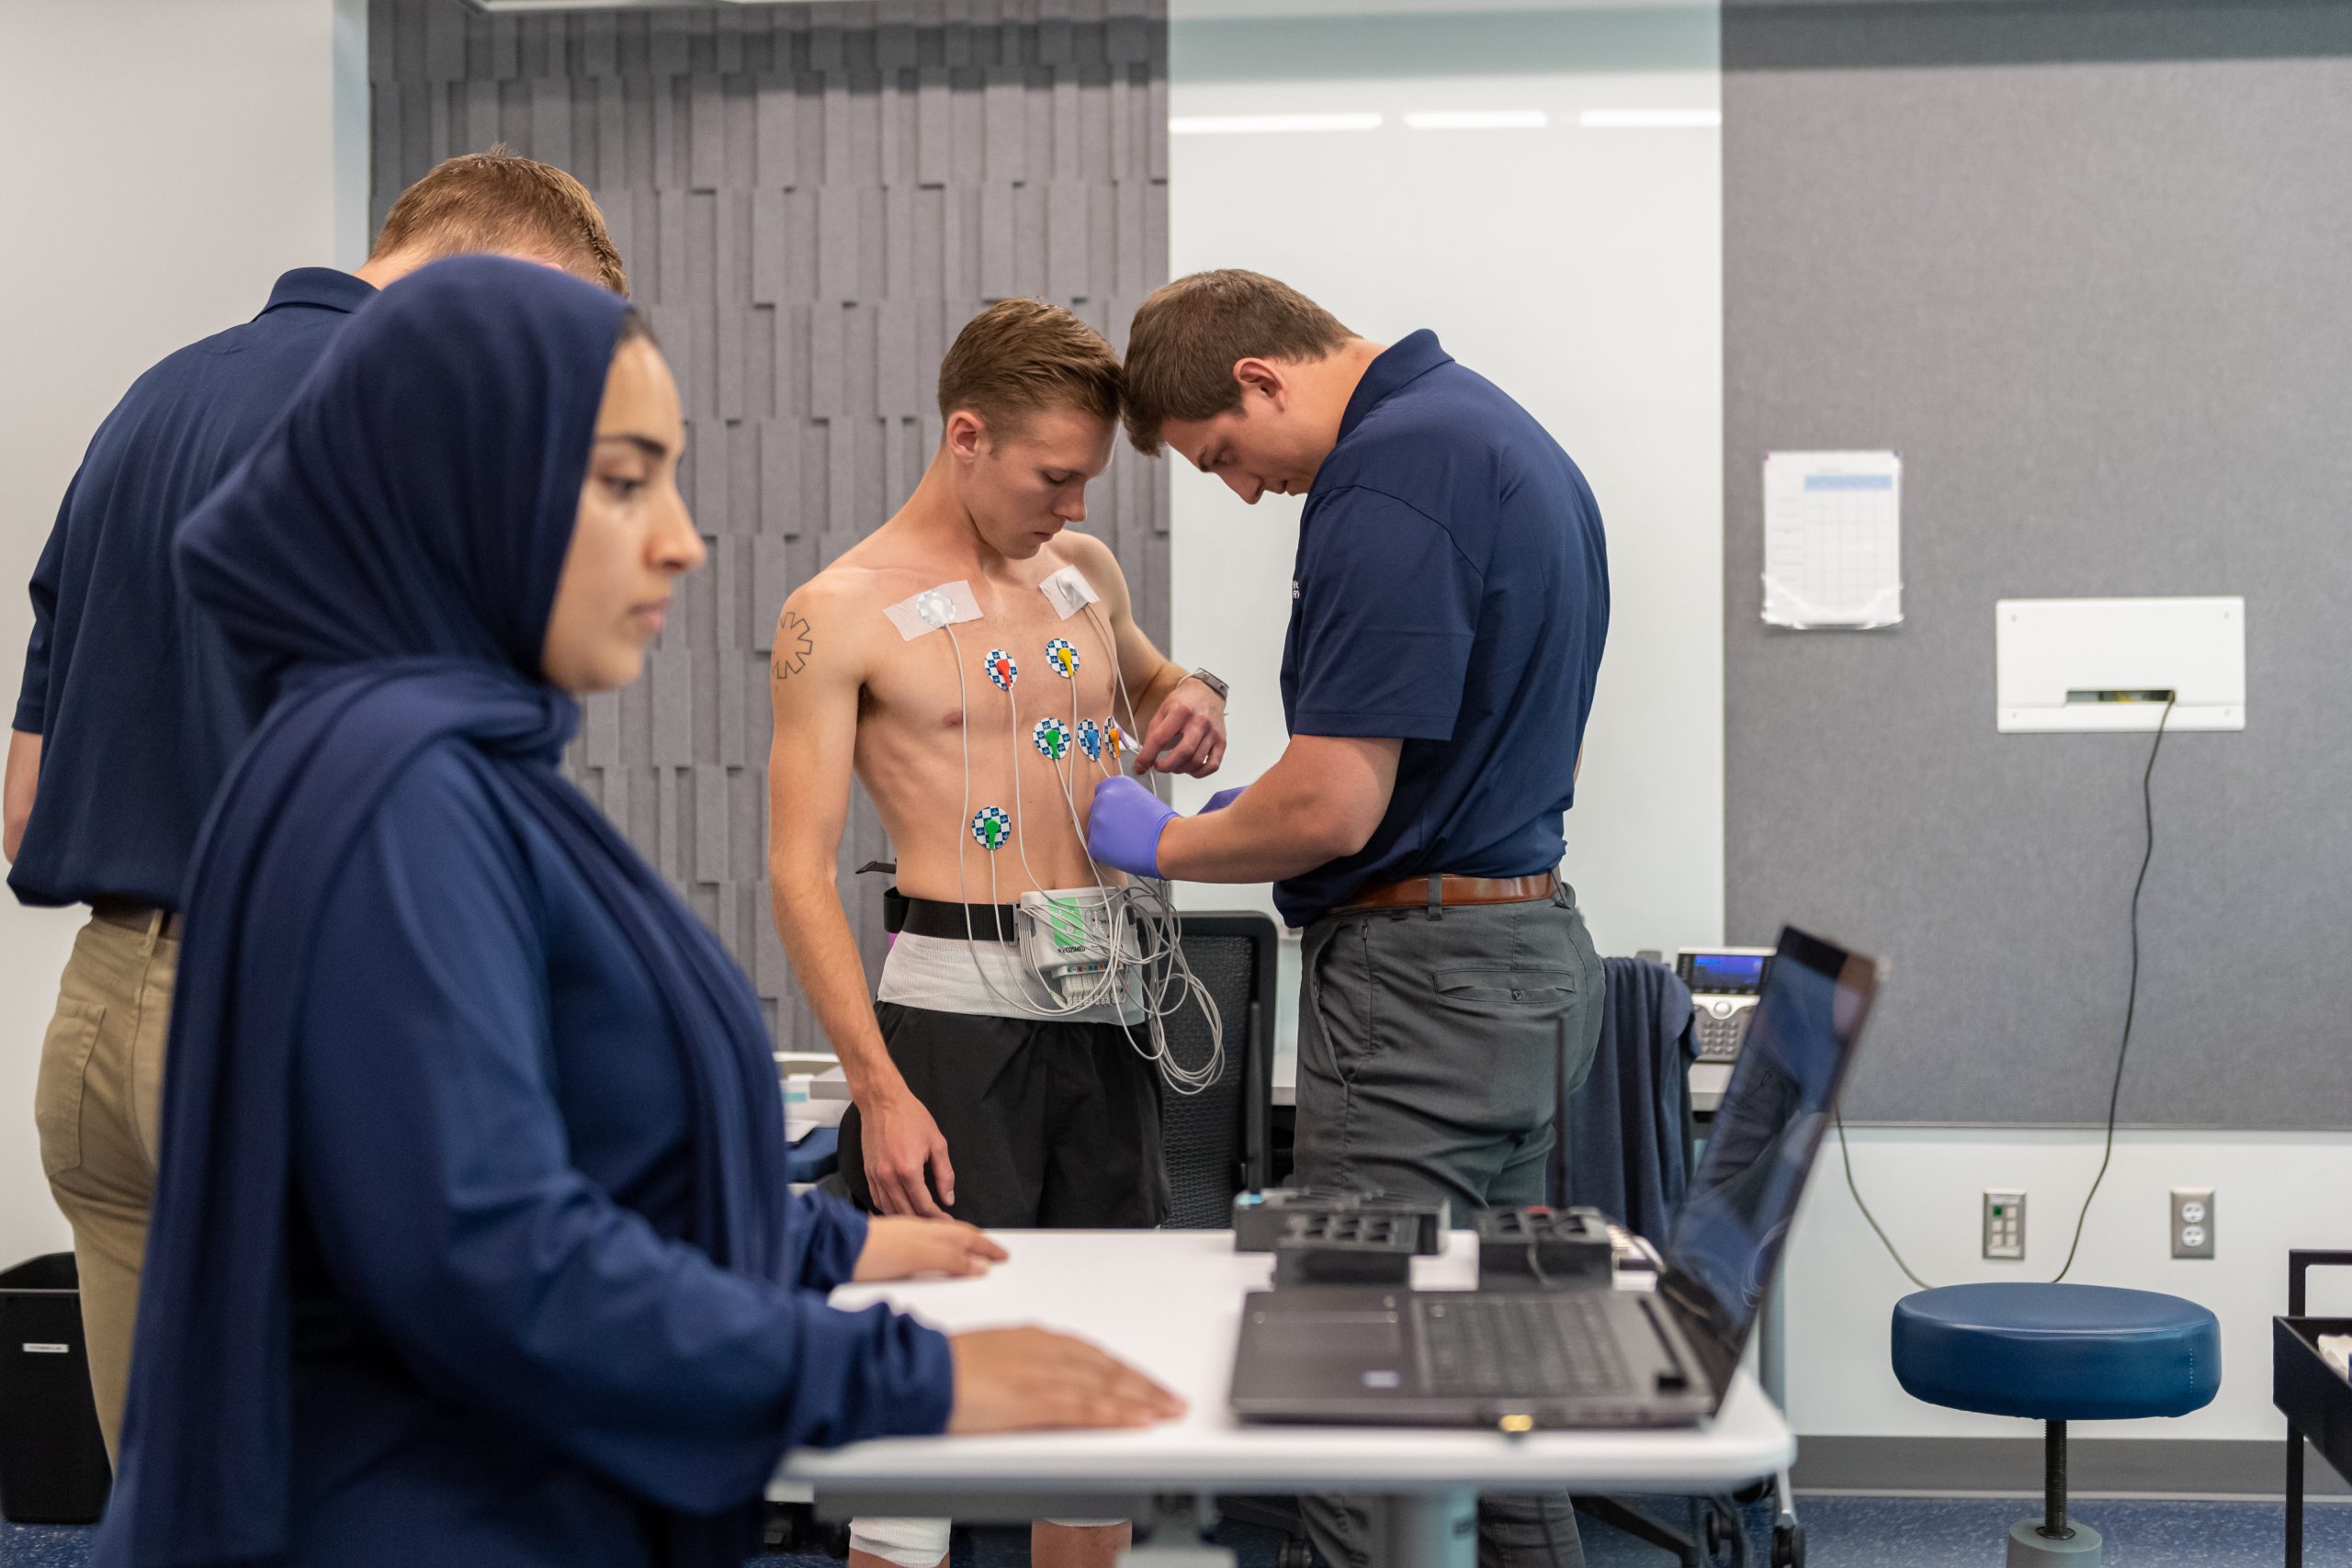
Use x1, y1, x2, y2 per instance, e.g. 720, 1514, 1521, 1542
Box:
1676, 948, 1775, 1063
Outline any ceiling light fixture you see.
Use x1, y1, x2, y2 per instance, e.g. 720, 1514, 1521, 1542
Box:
1170, 113, 1385, 136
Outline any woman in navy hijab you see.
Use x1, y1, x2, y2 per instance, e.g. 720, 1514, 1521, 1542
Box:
96, 257, 1179, 1568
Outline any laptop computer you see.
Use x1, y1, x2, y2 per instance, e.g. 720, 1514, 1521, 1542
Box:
1228, 925, 1880, 1430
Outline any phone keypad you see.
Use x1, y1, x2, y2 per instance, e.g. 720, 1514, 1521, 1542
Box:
1695, 1000, 1751, 1062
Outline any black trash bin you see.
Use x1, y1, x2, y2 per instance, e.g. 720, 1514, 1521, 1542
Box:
0, 1253, 111, 1524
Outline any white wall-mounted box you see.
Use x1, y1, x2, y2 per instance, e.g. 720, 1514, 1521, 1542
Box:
1995, 597, 2245, 732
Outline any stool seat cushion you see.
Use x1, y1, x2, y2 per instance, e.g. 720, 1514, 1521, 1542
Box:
1891, 1283, 2221, 1421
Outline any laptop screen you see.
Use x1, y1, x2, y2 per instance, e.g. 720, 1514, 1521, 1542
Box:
1658, 927, 1878, 1398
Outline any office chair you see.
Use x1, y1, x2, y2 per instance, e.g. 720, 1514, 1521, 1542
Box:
1157, 911, 1277, 1225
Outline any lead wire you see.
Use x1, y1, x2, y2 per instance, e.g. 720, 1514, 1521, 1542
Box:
934, 604, 1223, 1095
1078, 603, 1223, 1095
947, 623, 1125, 1022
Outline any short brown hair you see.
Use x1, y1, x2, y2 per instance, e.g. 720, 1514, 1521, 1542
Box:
1120, 270, 1352, 455
371, 148, 627, 295
937, 299, 1122, 438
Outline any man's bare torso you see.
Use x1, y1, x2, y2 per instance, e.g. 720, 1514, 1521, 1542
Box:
812, 532, 1131, 906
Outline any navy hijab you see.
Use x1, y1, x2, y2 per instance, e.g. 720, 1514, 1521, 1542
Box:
107, 256, 791, 1566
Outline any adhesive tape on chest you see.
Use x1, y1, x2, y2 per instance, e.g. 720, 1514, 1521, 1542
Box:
1038, 566, 1100, 621
882, 579, 983, 641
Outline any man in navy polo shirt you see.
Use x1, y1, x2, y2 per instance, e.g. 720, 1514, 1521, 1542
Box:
1093, 269, 1608, 1568
3, 152, 626, 1462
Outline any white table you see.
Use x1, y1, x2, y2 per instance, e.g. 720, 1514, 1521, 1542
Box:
783, 1230, 1794, 1567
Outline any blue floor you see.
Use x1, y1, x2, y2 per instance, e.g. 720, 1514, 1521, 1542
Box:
7, 1497, 2347, 1565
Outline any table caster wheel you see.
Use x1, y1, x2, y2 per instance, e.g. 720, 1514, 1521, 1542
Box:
1275, 1537, 1317, 1568
1702, 1502, 1740, 1566
1771, 1520, 1805, 1568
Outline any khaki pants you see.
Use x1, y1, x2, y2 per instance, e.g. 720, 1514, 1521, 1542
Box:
32, 910, 177, 1464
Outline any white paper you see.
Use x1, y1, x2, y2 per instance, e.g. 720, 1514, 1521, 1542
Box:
882, 579, 983, 641
1762, 451, 1904, 629
1038, 566, 1100, 620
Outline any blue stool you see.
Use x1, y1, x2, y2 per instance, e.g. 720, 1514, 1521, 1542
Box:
1893, 1283, 2221, 1565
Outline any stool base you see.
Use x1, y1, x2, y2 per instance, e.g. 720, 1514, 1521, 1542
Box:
2007, 1517, 2101, 1565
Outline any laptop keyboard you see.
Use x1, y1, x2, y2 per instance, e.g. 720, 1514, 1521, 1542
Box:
1416, 1292, 1631, 1398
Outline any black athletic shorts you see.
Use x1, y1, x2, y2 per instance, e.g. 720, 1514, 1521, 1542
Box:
840, 1002, 1170, 1229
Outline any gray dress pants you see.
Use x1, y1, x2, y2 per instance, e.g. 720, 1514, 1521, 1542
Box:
1291, 885, 1605, 1568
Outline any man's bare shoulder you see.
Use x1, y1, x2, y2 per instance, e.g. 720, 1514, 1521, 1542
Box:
798, 531, 986, 609
773, 562, 900, 688
1048, 529, 1132, 604
777, 542, 983, 685
788, 559, 895, 618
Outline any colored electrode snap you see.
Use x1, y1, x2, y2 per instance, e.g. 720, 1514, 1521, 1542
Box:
970, 806, 1012, 851
983, 649, 1018, 692
1045, 637, 1080, 678
1104, 718, 1125, 762
1034, 716, 1071, 761
1077, 718, 1103, 761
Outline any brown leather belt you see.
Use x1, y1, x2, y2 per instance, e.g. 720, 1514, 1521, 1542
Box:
91, 899, 182, 942
1339, 871, 1561, 916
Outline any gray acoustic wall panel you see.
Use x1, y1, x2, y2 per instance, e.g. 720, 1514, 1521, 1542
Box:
373, 0, 1170, 1051
1723, 1, 2352, 1128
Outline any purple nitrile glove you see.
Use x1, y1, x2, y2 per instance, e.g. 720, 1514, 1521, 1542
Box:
1088, 775, 1179, 877
1201, 785, 1247, 813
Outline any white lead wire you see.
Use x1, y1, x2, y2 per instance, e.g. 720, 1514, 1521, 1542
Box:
929, 607, 1223, 1093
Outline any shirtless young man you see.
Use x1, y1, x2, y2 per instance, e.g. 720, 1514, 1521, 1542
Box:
765, 299, 1227, 1568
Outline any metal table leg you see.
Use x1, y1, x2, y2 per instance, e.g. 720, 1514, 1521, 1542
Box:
1376, 1489, 1478, 1568
2287, 1423, 2303, 1568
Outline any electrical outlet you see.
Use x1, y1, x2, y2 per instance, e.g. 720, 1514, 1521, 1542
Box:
1984, 1190, 2026, 1260
2172, 1188, 2215, 1259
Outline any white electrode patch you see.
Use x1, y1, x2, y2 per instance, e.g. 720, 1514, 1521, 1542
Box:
1038, 566, 1100, 620
882, 580, 983, 641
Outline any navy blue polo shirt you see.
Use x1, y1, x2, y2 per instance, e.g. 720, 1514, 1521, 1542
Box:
1274, 331, 1610, 928
11, 268, 375, 909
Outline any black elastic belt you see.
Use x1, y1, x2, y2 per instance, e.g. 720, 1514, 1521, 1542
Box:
885, 887, 1019, 943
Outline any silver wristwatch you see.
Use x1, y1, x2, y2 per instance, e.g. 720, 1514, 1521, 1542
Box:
1183, 667, 1229, 703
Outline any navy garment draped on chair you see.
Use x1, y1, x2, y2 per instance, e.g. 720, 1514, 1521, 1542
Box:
1558, 956, 1700, 1241
98, 256, 952, 1568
